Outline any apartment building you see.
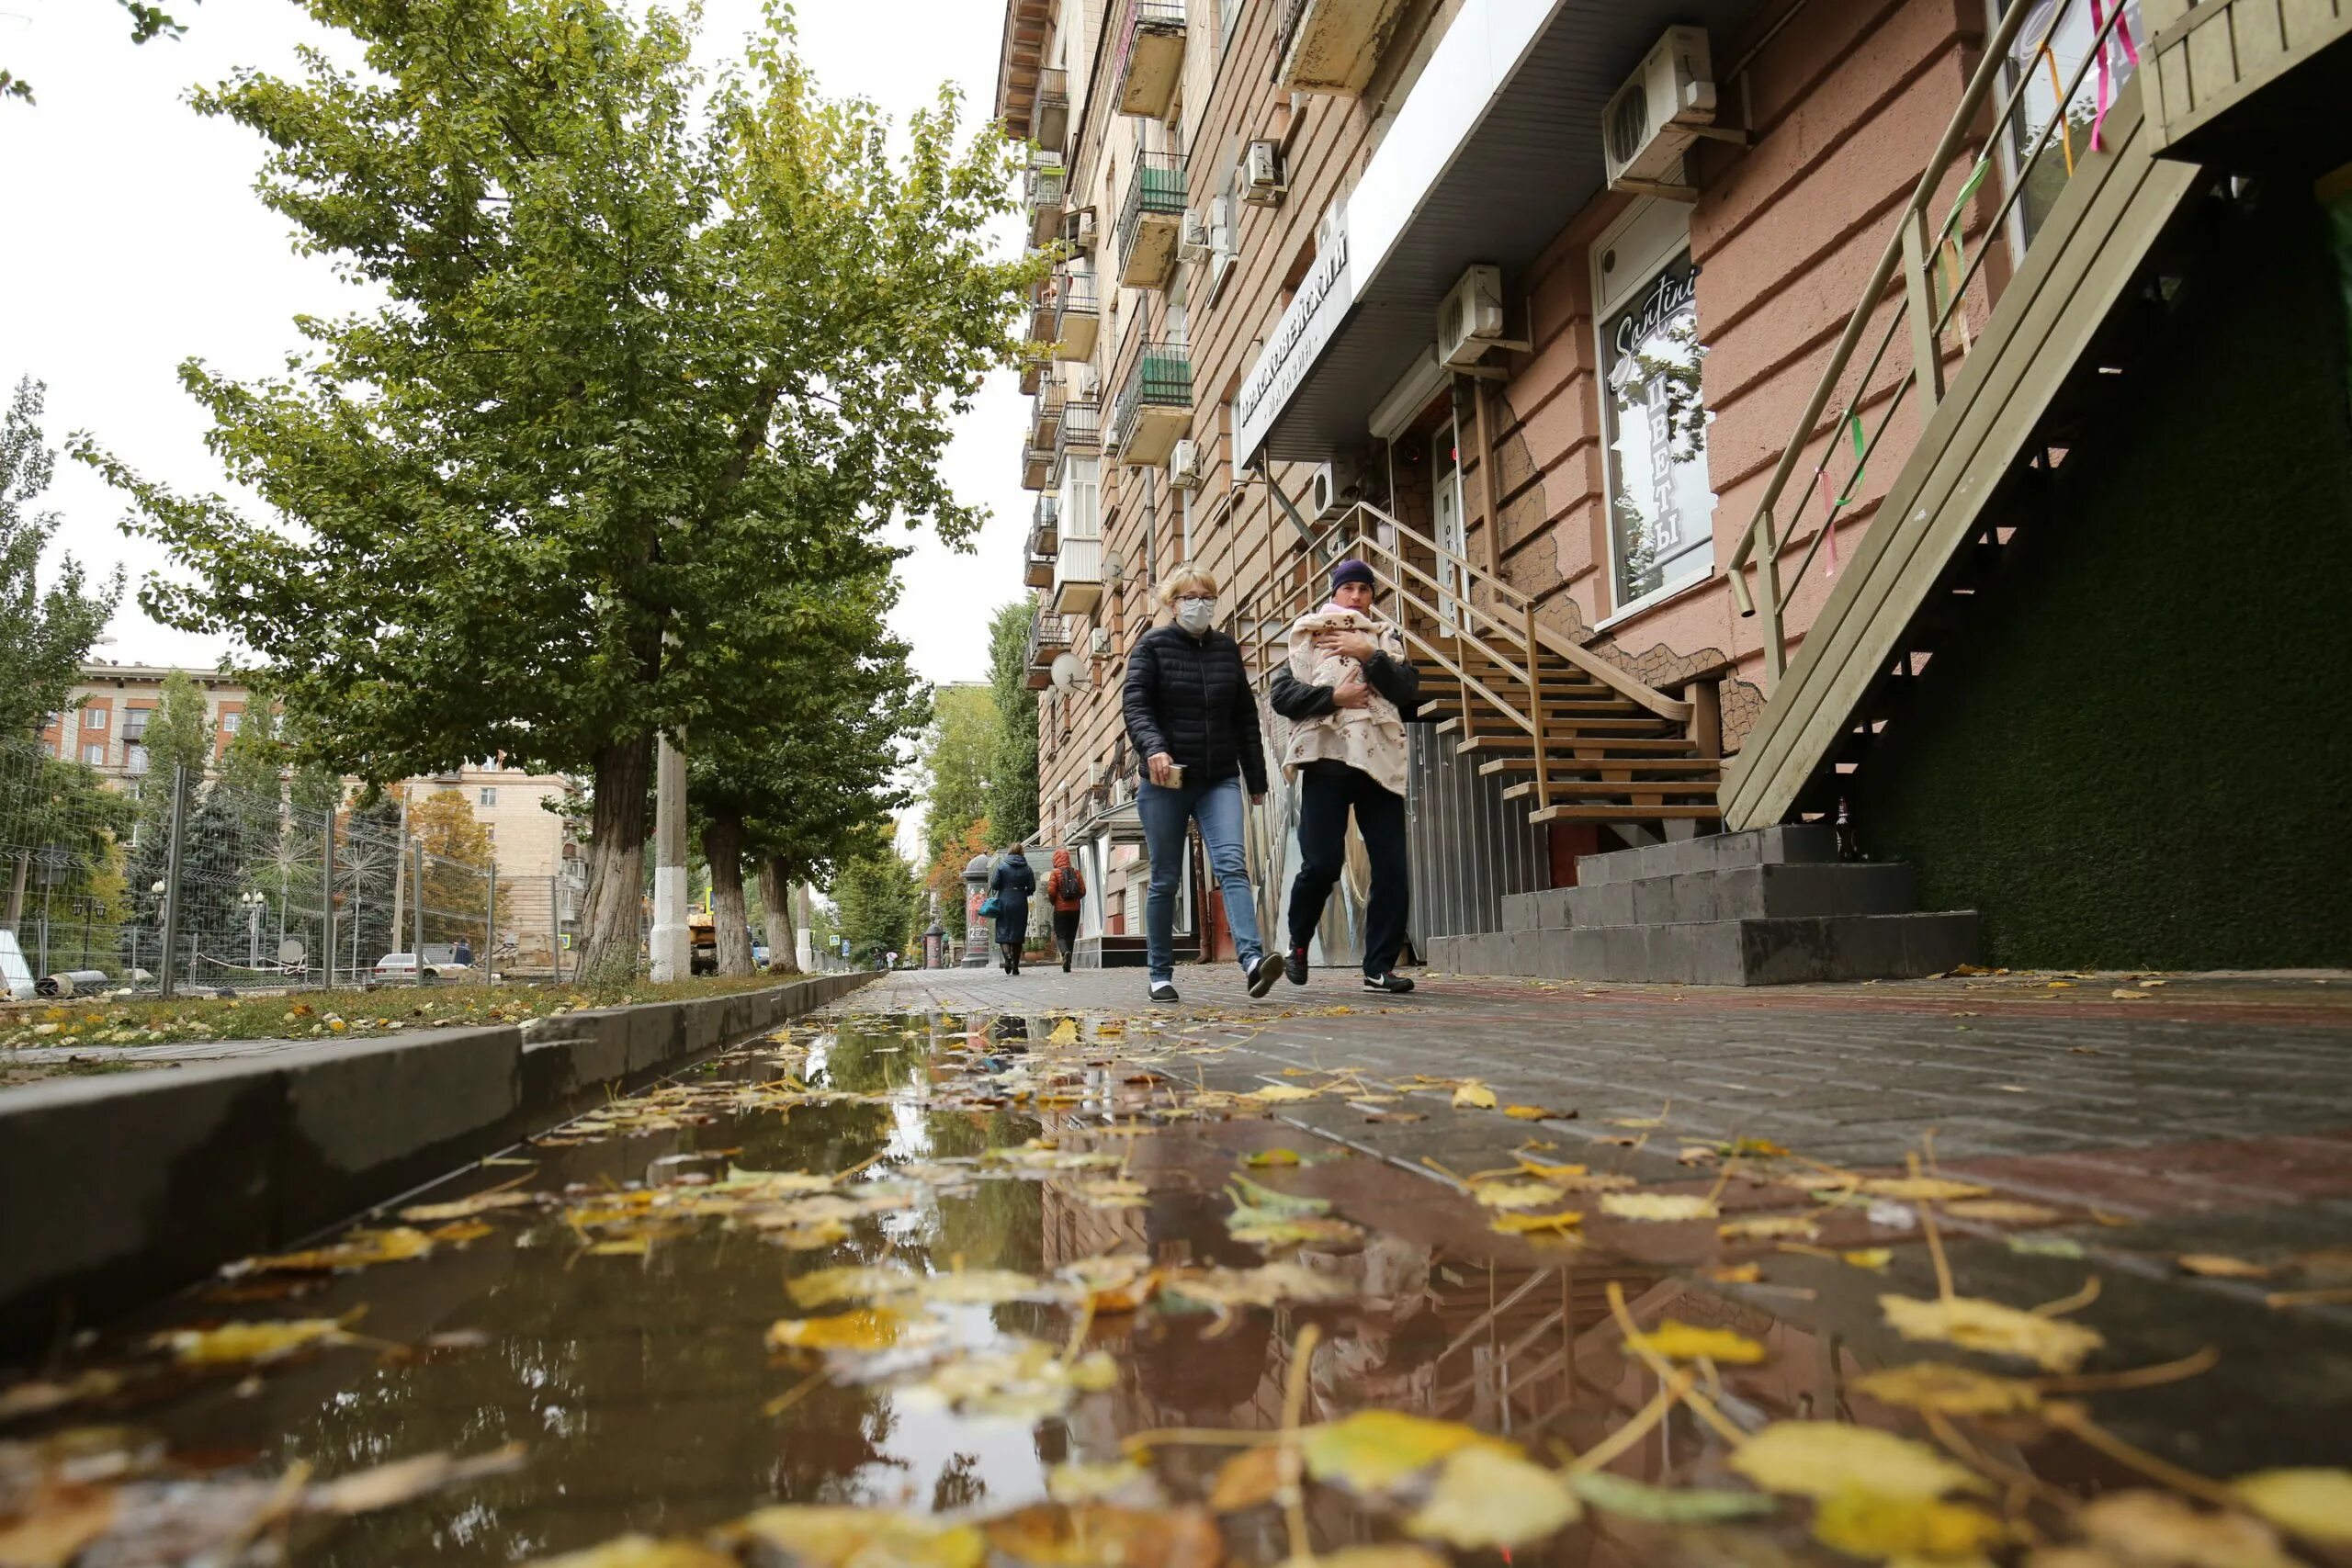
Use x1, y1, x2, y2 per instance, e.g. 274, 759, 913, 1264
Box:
1006, 0, 2348, 976
40, 662, 588, 951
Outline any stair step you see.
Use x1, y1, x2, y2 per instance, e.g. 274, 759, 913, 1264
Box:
1479, 755, 1723, 777
1575, 825, 1839, 885
1464, 736, 1707, 755
1459, 723, 1681, 750
1425, 909, 1978, 986
1524, 804, 1724, 824
1500, 777, 1720, 802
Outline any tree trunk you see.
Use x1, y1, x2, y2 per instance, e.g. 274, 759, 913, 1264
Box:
575, 734, 653, 983
703, 808, 756, 976
759, 855, 802, 974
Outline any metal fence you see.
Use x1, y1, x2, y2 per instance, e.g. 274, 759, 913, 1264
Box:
0, 739, 560, 998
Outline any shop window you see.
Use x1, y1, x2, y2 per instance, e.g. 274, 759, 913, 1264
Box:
1593, 201, 1715, 613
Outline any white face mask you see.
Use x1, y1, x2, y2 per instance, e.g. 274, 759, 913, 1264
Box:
1175, 596, 1216, 635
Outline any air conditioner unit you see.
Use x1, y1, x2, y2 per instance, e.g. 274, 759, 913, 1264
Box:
1178, 209, 1211, 264
1168, 438, 1203, 490
1062, 206, 1098, 252
1437, 265, 1507, 369
1308, 457, 1363, 521
1088, 761, 1111, 787
1090, 626, 1114, 657
1072, 364, 1101, 400
1242, 140, 1284, 207
1602, 26, 1717, 195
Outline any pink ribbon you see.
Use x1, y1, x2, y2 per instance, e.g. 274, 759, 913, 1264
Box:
2086, 0, 2142, 153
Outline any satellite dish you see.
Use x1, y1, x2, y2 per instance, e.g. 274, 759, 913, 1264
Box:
1050, 651, 1088, 691
278, 938, 307, 966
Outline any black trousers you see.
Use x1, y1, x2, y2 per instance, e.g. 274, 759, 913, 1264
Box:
1052, 909, 1080, 967
1286, 761, 1409, 977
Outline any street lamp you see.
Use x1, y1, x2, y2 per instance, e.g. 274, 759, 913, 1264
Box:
239, 891, 266, 971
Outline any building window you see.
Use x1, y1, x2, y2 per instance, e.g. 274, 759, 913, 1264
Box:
1219, 0, 1243, 51
483, 824, 496, 842
220, 711, 241, 736
1062, 455, 1102, 539
83, 707, 107, 731
479, 787, 498, 807
84, 742, 107, 766
121, 707, 151, 745
1593, 201, 1715, 613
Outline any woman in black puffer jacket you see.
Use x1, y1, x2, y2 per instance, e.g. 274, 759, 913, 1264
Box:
1121, 568, 1283, 1005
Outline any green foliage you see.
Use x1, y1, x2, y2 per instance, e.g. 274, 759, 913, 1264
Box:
0, 378, 124, 739
215, 699, 285, 802
987, 599, 1040, 849
829, 827, 922, 964
919, 684, 1001, 941
140, 671, 211, 791
2, 0, 196, 106
75, 0, 1043, 978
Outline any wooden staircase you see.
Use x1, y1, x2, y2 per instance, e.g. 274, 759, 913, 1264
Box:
1231, 503, 1723, 833
1719, 10, 2222, 832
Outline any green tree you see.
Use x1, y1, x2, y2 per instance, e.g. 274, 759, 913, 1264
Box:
918, 683, 1000, 938
830, 828, 921, 965
216, 699, 285, 803
0, 378, 123, 739
80, 0, 1042, 983
3, 0, 194, 107
986, 600, 1040, 849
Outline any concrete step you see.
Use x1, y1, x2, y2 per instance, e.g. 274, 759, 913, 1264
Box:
1498, 862, 1917, 931
1573, 824, 1839, 886
1426, 910, 1978, 986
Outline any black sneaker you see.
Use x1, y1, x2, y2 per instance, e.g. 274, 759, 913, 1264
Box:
1247, 953, 1285, 998
1149, 980, 1181, 1004
1363, 972, 1417, 995
1284, 946, 1309, 987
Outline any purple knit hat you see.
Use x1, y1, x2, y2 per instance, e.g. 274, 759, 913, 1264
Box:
1330, 558, 1375, 592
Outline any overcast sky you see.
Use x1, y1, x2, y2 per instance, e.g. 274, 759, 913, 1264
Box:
1, 0, 1031, 689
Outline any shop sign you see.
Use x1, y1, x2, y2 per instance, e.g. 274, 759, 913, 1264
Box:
1236, 209, 1353, 464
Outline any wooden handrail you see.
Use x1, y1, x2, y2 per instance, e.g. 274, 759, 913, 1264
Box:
1725, 0, 2133, 685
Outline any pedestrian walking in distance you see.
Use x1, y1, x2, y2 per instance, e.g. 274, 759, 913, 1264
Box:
1121, 567, 1286, 1005
452, 936, 474, 968
1046, 849, 1086, 973
1271, 558, 1423, 995
989, 845, 1035, 976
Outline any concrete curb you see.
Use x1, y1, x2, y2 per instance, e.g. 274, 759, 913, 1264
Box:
0, 970, 876, 1353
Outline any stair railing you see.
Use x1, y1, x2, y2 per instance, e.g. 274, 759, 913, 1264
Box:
1724, 0, 2141, 683
1228, 499, 1691, 818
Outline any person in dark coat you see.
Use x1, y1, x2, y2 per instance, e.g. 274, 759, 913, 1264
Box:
1045, 848, 1086, 973
1121, 567, 1283, 1005
989, 846, 1036, 975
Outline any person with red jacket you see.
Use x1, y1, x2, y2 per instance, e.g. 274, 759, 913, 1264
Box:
1045, 849, 1086, 973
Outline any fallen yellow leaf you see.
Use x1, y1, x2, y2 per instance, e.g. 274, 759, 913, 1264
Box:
1452, 1081, 1498, 1110
1721, 1214, 1821, 1241
245, 1227, 433, 1274
1246, 1084, 1319, 1103
2178, 1254, 2273, 1280
733, 1506, 986, 1568
1206, 1446, 1283, 1513
1947, 1199, 2069, 1226
1600, 1192, 1719, 1222
2075, 1491, 2297, 1568
1842, 1248, 1894, 1270
981, 1504, 1219, 1568
1303, 1411, 1498, 1494
500, 1535, 735, 1568
153, 1318, 352, 1366
1852, 1362, 2042, 1416
1879, 1294, 2105, 1371
764, 1308, 922, 1354
0, 1481, 115, 1568
1855, 1178, 1995, 1201
2231, 1468, 2352, 1545
1813, 1489, 2007, 1560
1489, 1210, 1583, 1235
1625, 1320, 1768, 1364
1406, 1443, 1580, 1550
1728, 1421, 1982, 1501
1503, 1105, 1565, 1121
1471, 1179, 1568, 1211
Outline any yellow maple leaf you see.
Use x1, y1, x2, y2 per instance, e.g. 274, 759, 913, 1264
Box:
1046, 1019, 1079, 1045
1879, 1293, 2105, 1371
1625, 1320, 1768, 1364
1731, 1422, 1981, 1501
1303, 1411, 1500, 1493
1452, 1081, 1497, 1110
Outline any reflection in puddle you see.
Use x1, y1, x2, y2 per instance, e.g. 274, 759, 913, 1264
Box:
0, 1013, 2335, 1566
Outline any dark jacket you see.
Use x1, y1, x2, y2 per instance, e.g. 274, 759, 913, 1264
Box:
1269, 647, 1426, 725
1122, 624, 1270, 795
989, 851, 1035, 943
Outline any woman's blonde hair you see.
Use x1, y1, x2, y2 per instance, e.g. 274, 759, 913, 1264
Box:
1159, 567, 1220, 608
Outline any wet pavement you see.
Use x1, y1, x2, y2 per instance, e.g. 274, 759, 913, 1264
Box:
2, 969, 2348, 1565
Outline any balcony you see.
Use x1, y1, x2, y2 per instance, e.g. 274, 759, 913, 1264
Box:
1109, 338, 1193, 468
1114, 0, 1188, 119
1025, 610, 1074, 690
1275, 0, 1411, 95
1025, 274, 1057, 344
1024, 551, 1056, 589
1017, 347, 1047, 396
1035, 67, 1070, 156
1049, 268, 1100, 360
1030, 493, 1061, 555
1021, 386, 1064, 490
1053, 535, 1105, 616
1116, 152, 1185, 289
1053, 398, 1101, 479
2144, 0, 2352, 167
1023, 158, 1068, 248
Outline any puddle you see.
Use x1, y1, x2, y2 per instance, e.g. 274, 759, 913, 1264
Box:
2, 1012, 2343, 1566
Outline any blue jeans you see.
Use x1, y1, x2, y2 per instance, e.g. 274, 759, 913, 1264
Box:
1137, 774, 1265, 984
